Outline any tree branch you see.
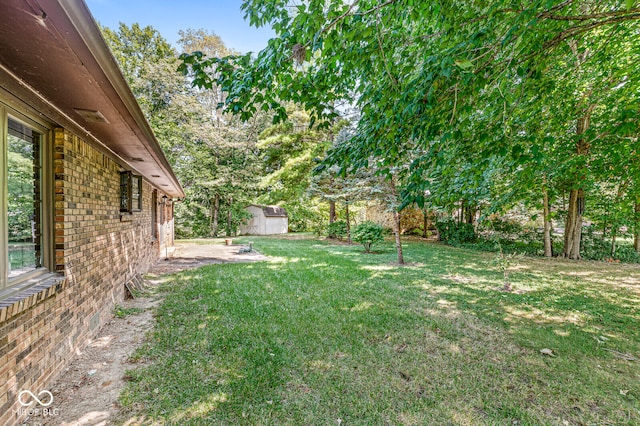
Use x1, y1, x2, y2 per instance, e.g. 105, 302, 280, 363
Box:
543, 8, 640, 21
375, 7, 399, 89
542, 13, 640, 51
355, 0, 399, 17
536, 0, 579, 18
318, 0, 362, 38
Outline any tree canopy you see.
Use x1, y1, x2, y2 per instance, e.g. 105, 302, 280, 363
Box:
179, 0, 640, 259
103, 23, 268, 237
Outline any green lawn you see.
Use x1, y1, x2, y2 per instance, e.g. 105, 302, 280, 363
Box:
118, 236, 640, 425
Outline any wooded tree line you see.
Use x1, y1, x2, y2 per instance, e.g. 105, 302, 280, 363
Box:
179, 0, 640, 261
102, 25, 265, 237
102, 23, 351, 238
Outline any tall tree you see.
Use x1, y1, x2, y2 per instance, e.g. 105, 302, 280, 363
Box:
103, 23, 266, 238
177, 29, 267, 236
257, 107, 343, 231
180, 1, 640, 257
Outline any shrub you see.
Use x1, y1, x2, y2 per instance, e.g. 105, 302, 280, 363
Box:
612, 244, 640, 263
483, 218, 523, 237
312, 221, 326, 237
435, 219, 476, 245
352, 221, 384, 253
280, 201, 323, 233
406, 227, 426, 237
580, 227, 610, 261
478, 218, 540, 244
327, 220, 348, 240
581, 226, 640, 263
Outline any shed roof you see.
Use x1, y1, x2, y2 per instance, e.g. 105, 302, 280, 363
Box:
249, 205, 288, 218
0, 0, 184, 198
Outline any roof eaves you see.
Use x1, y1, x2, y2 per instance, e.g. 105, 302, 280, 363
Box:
58, 0, 184, 198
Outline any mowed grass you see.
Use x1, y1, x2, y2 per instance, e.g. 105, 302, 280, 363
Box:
118, 236, 640, 425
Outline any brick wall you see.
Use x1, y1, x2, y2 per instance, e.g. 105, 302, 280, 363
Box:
0, 128, 166, 425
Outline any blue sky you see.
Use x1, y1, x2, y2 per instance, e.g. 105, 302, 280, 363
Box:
86, 0, 275, 54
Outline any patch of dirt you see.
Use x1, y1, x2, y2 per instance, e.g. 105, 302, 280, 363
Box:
24, 241, 266, 426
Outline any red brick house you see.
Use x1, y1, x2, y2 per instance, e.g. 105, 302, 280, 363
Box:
0, 1, 184, 423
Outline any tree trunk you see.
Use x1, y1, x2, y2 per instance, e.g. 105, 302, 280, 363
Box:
635, 200, 640, 253
226, 195, 233, 237
423, 209, 429, 238
328, 200, 337, 238
393, 210, 405, 264
464, 201, 475, 224
543, 187, 553, 257
329, 200, 336, 224
563, 189, 584, 260
610, 227, 617, 259
345, 201, 351, 244
211, 194, 219, 237
562, 109, 593, 260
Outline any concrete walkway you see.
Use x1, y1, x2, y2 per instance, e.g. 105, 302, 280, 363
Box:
150, 239, 268, 274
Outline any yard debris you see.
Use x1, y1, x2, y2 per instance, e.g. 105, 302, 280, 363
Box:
395, 343, 408, 353
540, 348, 555, 357
593, 335, 610, 345
602, 348, 637, 361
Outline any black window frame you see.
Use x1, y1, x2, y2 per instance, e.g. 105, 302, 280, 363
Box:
120, 171, 142, 213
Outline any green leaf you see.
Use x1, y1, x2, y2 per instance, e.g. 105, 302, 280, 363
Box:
454, 58, 474, 69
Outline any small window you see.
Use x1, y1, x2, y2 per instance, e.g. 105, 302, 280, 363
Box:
120, 171, 142, 213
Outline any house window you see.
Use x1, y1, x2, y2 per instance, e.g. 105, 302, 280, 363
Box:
120, 171, 142, 213
1, 106, 52, 290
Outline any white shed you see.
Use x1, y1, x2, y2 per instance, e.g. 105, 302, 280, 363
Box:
240, 205, 288, 235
